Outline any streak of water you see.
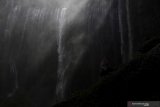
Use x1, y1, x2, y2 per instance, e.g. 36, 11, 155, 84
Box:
5, 5, 20, 38
56, 7, 67, 101
118, 0, 125, 63
7, 63, 18, 98
126, 0, 133, 60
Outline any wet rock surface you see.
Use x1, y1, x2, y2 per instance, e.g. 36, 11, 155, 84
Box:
53, 42, 160, 107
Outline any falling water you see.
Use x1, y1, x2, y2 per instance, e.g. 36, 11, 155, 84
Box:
126, 0, 133, 60
118, 0, 133, 63
8, 63, 18, 98
118, 0, 125, 63
56, 7, 67, 101
0, 0, 136, 106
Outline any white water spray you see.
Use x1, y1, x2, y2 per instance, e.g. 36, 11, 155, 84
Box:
56, 7, 67, 101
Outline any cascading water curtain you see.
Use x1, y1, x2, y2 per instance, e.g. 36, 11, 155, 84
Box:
126, 0, 133, 60
118, 0, 133, 63
56, 7, 67, 102
3, 3, 20, 98
55, 0, 113, 102
118, 0, 125, 63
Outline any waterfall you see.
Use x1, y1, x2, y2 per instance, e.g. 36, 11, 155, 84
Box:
118, 0, 133, 63
126, 0, 133, 60
56, 7, 67, 101
118, 0, 125, 63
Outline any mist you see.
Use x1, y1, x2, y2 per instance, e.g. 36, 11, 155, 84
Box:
1, 0, 159, 107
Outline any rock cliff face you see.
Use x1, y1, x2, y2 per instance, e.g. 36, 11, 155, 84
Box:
53, 40, 160, 107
